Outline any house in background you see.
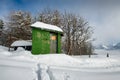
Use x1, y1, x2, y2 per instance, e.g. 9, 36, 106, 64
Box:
31, 21, 63, 54
11, 40, 32, 51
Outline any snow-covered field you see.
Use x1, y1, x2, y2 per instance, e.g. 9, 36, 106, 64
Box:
0, 45, 120, 80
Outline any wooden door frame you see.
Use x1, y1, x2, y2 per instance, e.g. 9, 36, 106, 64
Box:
50, 32, 58, 53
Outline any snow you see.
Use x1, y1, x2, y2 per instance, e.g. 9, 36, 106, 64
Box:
33, 54, 82, 67
94, 49, 120, 56
1, 45, 120, 80
0, 45, 120, 70
11, 40, 32, 47
113, 43, 117, 46
0, 45, 8, 51
16, 47, 25, 51
0, 46, 12, 56
31, 21, 63, 33
1, 45, 120, 71
102, 45, 108, 49
50, 68, 120, 80
38, 64, 50, 80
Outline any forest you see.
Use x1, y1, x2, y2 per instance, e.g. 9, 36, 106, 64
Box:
0, 8, 94, 55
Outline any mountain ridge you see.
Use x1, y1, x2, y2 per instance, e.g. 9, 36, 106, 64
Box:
95, 42, 120, 50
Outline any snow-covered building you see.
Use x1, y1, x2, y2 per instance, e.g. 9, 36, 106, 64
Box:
11, 40, 32, 51
31, 21, 63, 54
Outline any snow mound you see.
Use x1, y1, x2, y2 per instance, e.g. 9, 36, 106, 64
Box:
0, 45, 8, 51
33, 54, 81, 67
16, 47, 25, 51
11, 50, 34, 61
0, 51, 12, 56
0, 45, 11, 56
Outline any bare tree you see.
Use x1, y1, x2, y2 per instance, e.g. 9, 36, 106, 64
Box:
61, 13, 75, 55
61, 13, 93, 55
36, 9, 93, 55
37, 8, 62, 27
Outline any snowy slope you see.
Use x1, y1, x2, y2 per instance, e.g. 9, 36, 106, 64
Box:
1, 45, 120, 71
1, 45, 120, 80
95, 42, 120, 50
0, 46, 12, 56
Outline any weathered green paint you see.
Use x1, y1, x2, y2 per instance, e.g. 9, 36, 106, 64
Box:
57, 34, 61, 53
32, 28, 50, 54
32, 27, 62, 54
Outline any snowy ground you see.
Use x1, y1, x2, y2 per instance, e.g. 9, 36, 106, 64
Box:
50, 67, 120, 80
0, 45, 120, 80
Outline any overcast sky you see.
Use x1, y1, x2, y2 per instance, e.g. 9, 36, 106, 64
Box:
0, 0, 120, 45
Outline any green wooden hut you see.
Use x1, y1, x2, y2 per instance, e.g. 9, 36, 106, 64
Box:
31, 21, 63, 54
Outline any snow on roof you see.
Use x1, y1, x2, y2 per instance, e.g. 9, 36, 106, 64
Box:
31, 21, 63, 33
11, 40, 32, 47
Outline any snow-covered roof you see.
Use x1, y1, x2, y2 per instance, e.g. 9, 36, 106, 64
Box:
11, 40, 32, 47
31, 21, 63, 33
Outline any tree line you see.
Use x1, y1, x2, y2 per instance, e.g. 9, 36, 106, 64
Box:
0, 8, 94, 55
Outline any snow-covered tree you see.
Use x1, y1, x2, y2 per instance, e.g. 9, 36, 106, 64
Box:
37, 8, 62, 27
5, 11, 32, 47
0, 19, 4, 45
36, 9, 93, 55
61, 12, 93, 55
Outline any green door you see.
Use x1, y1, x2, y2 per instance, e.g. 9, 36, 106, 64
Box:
50, 33, 57, 53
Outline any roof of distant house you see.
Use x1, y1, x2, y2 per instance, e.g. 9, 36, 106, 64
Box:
31, 21, 63, 33
11, 40, 32, 47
